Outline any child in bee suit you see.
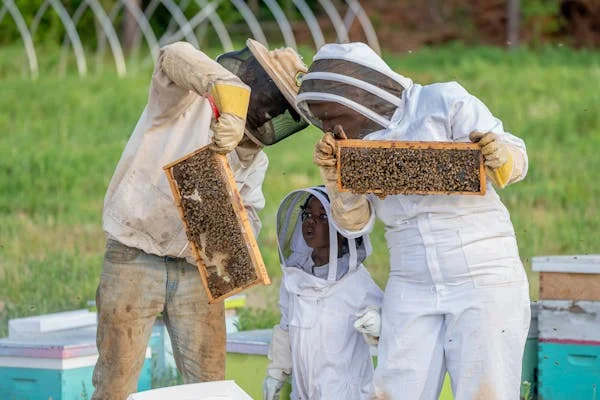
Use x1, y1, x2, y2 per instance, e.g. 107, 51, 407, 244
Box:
263, 186, 384, 400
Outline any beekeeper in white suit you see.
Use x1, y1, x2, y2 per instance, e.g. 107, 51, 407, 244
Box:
263, 186, 383, 400
94, 40, 308, 400
295, 42, 531, 400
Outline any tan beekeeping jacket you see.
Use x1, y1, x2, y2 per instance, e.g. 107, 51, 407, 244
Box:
102, 42, 268, 264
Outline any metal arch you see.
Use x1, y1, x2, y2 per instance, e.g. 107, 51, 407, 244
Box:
317, 0, 349, 43
193, 0, 232, 52
58, 0, 126, 77
42, 0, 88, 77
262, 0, 297, 49
292, 0, 325, 50
101, 0, 160, 63
86, 0, 127, 77
157, 1, 215, 44
163, 0, 192, 39
343, 6, 355, 31
230, 0, 268, 47
29, 0, 51, 38
1, 0, 38, 78
143, 0, 199, 47
343, 0, 381, 55
158, 0, 223, 46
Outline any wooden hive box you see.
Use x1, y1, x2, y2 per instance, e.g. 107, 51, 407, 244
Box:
337, 140, 486, 196
163, 145, 270, 303
532, 255, 600, 301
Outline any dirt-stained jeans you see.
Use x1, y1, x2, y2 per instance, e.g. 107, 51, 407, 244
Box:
91, 240, 225, 400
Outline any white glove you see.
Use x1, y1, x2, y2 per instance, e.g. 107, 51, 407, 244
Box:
469, 131, 525, 188
354, 306, 381, 344
209, 112, 246, 154
469, 131, 509, 169
266, 325, 292, 381
263, 376, 286, 400
314, 126, 372, 232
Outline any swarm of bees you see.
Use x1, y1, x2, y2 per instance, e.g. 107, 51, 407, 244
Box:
171, 149, 257, 299
339, 144, 483, 195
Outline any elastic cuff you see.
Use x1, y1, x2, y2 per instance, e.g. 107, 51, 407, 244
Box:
210, 84, 250, 120
489, 152, 514, 189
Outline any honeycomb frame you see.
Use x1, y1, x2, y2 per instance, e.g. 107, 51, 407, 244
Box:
336, 140, 486, 196
163, 145, 270, 303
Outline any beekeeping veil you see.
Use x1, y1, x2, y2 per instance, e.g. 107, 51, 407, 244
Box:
217, 39, 308, 146
296, 42, 411, 138
276, 186, 371, 282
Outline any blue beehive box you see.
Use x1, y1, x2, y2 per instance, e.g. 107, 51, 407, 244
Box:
538, 342, 600, 399
0, 323, 152, 400
520, 302, 539, 399
537, 300, 600, 400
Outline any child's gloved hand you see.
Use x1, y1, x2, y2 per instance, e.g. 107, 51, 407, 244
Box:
263, 375, 286, 400
354, 306, 381, 343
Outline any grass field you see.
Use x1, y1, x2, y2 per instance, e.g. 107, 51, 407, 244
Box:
1, 42, 599, 346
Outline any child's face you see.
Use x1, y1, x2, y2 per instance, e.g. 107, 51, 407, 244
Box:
301, 197, 330, 251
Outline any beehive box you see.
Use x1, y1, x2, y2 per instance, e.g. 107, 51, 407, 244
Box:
532, 255, 600, 301
538, 341, 600, 400
536, 298, 600, 399
538, 300, 600, 343
0, 326, 152, 400
337, 140, 486, 195
163, 146, 270, 303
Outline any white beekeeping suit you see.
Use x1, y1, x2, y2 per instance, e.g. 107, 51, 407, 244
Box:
296, 43, 531, 400
265, 187, 383, 400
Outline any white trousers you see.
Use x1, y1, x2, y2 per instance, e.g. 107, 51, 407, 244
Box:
372, 277, 530, 400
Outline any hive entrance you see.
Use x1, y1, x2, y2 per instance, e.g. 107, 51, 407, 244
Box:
337, 140, 486, 195
164, 146, 270, 302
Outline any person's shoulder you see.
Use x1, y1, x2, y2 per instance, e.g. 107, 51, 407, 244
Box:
419, 81, 472, 107
422, 81, 469, 97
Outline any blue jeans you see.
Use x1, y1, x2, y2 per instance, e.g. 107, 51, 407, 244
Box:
91, 240, 225, 400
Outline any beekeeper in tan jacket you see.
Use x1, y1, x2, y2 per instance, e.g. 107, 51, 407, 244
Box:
93, 39, 308, 400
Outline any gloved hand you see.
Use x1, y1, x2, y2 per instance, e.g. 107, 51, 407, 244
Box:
469, 132, 509, 169
354, 306, 381, 345
263, 375, 286, 400
235, 134, 263, 168
469, 131, 523, 189
209, 112, 246, 154
314, 126, 372, 232
265, 325, 292, 397
208, 82, 251, 154
314, 131, 339, 168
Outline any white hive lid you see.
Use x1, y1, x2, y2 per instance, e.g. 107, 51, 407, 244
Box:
532, 255, 600, 274
126, 380, 252, 400
8, 309, 97, 338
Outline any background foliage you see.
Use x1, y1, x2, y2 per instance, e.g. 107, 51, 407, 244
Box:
1, 42, 599, 336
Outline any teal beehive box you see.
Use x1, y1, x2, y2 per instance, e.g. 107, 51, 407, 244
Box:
538, 342, 600, 399
0, 311, 152, 400
537, 300, 600, 400
520, 302, 539, 399
0, 326, 152, 399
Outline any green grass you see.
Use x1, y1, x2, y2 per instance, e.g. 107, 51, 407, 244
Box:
1, 43, 600, 341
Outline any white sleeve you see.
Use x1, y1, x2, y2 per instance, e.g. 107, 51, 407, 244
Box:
359, 270, 384, 310
233, 151, 268, 237
278, 276, 290, 330
449, 83, 528, 181
147, 42, 245, 124
329, 196, 377, 239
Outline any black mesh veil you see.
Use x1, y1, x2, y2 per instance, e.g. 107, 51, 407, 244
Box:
217, 47, 308, 146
